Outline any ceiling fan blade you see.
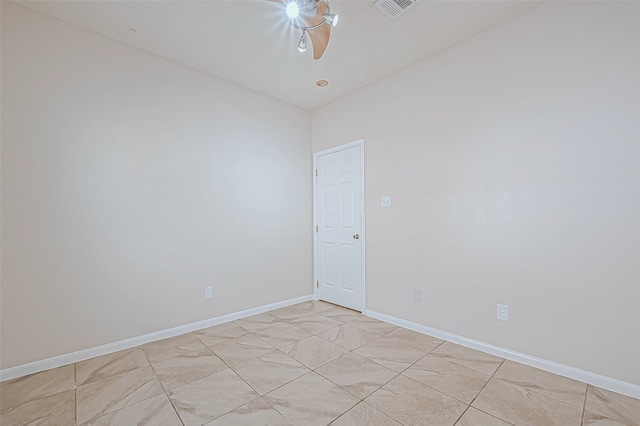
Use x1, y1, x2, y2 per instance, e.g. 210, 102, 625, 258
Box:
309, 24, 330, 60
302, 1, 331, 60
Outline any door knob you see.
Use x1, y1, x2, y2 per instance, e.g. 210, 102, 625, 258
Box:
353, 234, 360, 239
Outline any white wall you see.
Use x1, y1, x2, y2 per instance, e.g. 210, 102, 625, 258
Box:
0, 3, 312, 369
313, 1, 640, 385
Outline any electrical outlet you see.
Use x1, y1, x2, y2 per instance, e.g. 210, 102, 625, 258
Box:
497, 304, 509, 321
413, 289, 422, 302
381, 196, 391, 207
205, 286, 213, 300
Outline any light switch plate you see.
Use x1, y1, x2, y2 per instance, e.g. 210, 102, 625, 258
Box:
205, 286, 213, 299
381, 196, 391, 207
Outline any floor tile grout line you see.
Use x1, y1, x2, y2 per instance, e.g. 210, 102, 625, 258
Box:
458, 405, 519, 426
397, 371, 479, 408
256, 369, 339, 425
463, 358, 522, 426
429, 346, 503, 377
491, 373, 591, 412
311, 357, 400, 403
75, 365, 165, 424
74, 363, 78, 426
207, 386, 265, 424
150, 349, 224, 393
77, 386, 166, 425
231, 359, 310, 400
581, 384, 590, 426
395, 372, 475, 409
585, 387, 640, 425
312, 342, 400, 402
193, 326, 252, 348
76, 349, 153, 388
492, 360, 591, 410
468, 358, 505, 407
141, 333, 209, 365
159, 370, 185, 426
312, 322, 396, 351
199, 331, 277, 368
452, 405, 474, 426
225, 340, 270, 395
215, 330, 302, 401
258, 387, 297, 424
308, 329, 431, 426
231, 318, 286, 334
448, 377, 517, 426
232, 321, 283, 332
329, 398, 360, 425
397, 344, 496, 403
307, 329, 368, 352
347, 337, 436, 377
360, 400, 405, 426
0, 365, 77, 413
95, 334, 205, 425
253, 322, 315, 347
163, 338, 263, 426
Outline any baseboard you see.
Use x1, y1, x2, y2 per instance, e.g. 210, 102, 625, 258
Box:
364, 309, 640, 399
0, 294, 314, 383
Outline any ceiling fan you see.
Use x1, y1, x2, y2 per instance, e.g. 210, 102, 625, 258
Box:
268, 0, 339, 60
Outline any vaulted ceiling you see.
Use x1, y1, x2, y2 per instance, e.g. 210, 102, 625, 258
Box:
18, 0, 541, 109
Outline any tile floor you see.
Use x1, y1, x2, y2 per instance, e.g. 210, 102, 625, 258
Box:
1, 300, 639, 425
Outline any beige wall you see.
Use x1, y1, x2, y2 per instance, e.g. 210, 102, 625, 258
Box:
313, 1, 640, 385
0, 3, 312, 369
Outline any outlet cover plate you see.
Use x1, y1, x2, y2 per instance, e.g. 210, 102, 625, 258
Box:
497, 304, 509, 321
413, 289, 422, 302
381, 196, 391, 207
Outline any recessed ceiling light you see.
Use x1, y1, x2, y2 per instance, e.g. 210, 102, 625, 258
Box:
316, 80, 329, 87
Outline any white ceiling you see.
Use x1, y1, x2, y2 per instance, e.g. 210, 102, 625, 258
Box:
18, 0, 541, 110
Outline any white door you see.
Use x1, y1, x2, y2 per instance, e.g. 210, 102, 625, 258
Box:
315, 141, 364, 311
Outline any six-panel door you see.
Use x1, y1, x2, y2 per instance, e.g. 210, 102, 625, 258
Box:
316, 144, 363, 311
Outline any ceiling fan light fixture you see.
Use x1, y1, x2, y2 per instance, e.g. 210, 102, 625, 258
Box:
297, 31, 307, 52
323, 13, 338, 27
273, 0, 338, 60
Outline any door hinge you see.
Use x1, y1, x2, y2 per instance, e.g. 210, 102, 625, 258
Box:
315, 169, 318, 177
316, 225, 318, 232
316, 281, 319, 288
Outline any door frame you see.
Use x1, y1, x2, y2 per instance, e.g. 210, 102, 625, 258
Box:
312, 139, 366, 312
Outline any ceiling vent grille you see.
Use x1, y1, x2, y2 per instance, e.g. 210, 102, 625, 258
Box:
374, 0, 421, 20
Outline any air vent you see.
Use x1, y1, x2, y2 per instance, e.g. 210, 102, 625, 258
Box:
374, 0, 420, 20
